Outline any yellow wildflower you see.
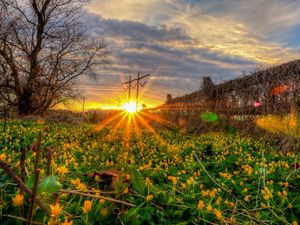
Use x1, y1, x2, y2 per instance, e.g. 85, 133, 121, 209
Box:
77, 183, 87, 192
83, 200, 92, 213
145, 177, 151, 186
70, 178, 81, 186
197, 200, 204, 210
12, 194, 24, 207
95, 175, 100, 182
181, 183, 187, 189
244, 195, 251, 202
282, 190, 287, 197
146, 195, 153, 202
216, 197, 222, 205
56, 166, 69, 175
100, 208, 109, 217
207, 204, 213, 212
123, 187, 129, 194
60, 218, 73, 225
261, 202, 268, 209
0, 153, 6, 161
50, 203, 62, 217
37, 119, 45, 125
214, 209, 222, 220
125, 174, 131, 181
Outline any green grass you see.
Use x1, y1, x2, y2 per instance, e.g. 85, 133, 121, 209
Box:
0, 120, 299, 225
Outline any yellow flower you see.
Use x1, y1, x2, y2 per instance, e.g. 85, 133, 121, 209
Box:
145, 177, 151, 186
216, 197, 222, 205
180, 183, 187, 189
282, 190, 287, 197
37, 119, 45, 125
12, 194, 24, 207
99, 199, 106, 205
214, 209, 222, 220
202, 190, 209, 197
244, 195, 251, 202
92, 188, 101, 197
83, 200, 92, 213
0, 153, 6, 161
50, 203, 62, 217
95, 175, 100, 182
229, 202, 235, 207
197, 200, 204, 210
146, 195, 153, 202
100, 208, 109, 217
207, 204, 213, 212
60, 218, 73, 225
56, 166, 69, 175
167, 176, 177, 185
125, 174, 131, 181
292, 221, 298, 225
70, 178, 81, 186
77, 183, 87, 192
123, 187, 129, 194
261, 202, 267, 209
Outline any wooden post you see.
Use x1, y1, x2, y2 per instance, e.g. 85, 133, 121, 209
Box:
26, 132, 43, 225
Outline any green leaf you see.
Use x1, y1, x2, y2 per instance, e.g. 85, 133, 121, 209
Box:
25, 175, 34, 190
175, 222, 189, 225
200, 112, 219, 123
130, 169, 146, 195
38, 175, 63, 194
123, 207, 141, 225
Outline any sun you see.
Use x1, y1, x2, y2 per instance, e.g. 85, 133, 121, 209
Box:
121, 102, 142, 113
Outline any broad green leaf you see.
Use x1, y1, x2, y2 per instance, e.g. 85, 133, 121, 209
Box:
130, 169, 146, 195
38, 175, 63, 194
200, 112, 219, 123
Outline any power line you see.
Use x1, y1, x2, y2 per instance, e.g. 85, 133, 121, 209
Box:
121, 72, 150, 109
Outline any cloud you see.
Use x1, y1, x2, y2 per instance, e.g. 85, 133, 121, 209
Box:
87, 0, 300, 63
67, 0, 300, 109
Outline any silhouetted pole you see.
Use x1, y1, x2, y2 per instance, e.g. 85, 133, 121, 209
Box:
82, 97, 86, 123
122, 73, 150, 109
128, 76, 132, 102
135, 72, 150, 110
136, 72, 140, 110
122, 76, 132, 102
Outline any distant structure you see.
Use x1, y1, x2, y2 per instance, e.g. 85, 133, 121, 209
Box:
166, 94, 173, 104
159, 59, 300, 116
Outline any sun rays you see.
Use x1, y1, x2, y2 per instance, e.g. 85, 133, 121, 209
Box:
93, 106, 178, 152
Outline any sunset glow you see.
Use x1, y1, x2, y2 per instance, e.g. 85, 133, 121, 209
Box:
121, 102, 142, 113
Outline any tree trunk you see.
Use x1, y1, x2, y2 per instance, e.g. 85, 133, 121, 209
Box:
18, 90, 34, 115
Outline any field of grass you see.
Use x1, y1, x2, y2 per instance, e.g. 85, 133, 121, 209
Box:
0, 120, 299, 225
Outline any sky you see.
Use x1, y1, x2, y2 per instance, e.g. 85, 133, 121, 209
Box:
59, 0, 300, 111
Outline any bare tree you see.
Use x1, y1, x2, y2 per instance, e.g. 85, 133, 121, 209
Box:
0, 0, 108, 115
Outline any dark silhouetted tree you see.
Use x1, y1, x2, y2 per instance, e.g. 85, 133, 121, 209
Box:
0, 0, 108, 114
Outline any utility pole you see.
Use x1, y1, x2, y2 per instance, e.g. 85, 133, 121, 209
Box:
136, 72, 140, 109
122, 76, 132, 102
81, 97, 86, 123
135, 72, 150, 110
121, 72, 150, 110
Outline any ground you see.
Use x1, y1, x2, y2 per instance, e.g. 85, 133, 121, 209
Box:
0, 120, 299, 225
